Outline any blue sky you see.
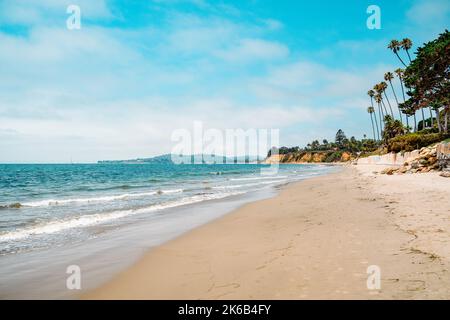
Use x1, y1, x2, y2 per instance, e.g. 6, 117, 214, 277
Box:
0, 0, 449, 162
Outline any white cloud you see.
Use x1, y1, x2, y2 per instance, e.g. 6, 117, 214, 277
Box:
250, 60, 397, 105
215, 38, 289, 62
406, 0, 450, 26
263, 19, 283, 31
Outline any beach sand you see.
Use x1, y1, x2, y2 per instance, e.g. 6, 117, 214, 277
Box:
84, 166, 450, 299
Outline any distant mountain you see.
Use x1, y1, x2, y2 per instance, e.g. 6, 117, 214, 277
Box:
98, 154, 263, 164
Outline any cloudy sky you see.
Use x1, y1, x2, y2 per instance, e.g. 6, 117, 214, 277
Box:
0, 0, 449, 163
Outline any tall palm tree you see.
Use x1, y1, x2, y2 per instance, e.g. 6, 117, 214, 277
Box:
367, 106, 377, 141
388, 40, 407, 67
379, 82, 394, 118
374, 93, 384, 133
384, 72, 403, 124
373, 84, 387, 115
367, 90, 380, 140
401, 38, 413, 63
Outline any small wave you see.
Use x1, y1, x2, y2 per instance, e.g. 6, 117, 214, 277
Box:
21, 188, 183, 207
213, 179, 287, 190
230, 175, 287, 182
159, 188, 183, 194
0, 191, 244, 242
208, 170, 242, 175
74, 184, 145, 192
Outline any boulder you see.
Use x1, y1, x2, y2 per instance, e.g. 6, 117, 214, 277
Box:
439, 171, 450, 178
381, 167, 397, 175
398, 166, 408, 174
428, 157, 437, 165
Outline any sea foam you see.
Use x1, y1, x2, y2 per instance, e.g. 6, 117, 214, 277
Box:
0, 191, 244, 242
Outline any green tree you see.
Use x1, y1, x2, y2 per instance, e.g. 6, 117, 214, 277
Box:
382, 115, 406, 143
401, 30, 450, 133
335, 129, 347, 149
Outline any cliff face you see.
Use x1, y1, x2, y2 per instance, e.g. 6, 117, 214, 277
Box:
263, 151, 353, 164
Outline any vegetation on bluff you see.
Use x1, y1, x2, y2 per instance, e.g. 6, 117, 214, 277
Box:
267, 129, 377, 163
370, 31, 449, 151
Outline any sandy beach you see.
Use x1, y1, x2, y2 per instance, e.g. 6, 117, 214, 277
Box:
85, 166, 450, 299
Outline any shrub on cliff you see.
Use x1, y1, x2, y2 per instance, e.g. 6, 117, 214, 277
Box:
388, 132, 449, 152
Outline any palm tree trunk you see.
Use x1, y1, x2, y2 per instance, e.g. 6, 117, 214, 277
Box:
388, 80, 402, 123
378, 103, 384, 134
383, 92, 395, 118
413, 113, 417, 132
421, 108, 426, 130
428, 107, 434, 127
373, 109, 380, 141
381, 99, 389, 118
405, 115, 410, 132
399, 77, 406, 101
445, 108, 449, 133
370, 114, 376, 141
370, 97, 380, 141
405, 49, 412, 63
395, 52, 407, 67
435, 108, 441, 132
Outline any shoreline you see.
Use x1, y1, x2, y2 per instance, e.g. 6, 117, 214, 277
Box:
84, 166, 450, 299
0, 184, 278, 299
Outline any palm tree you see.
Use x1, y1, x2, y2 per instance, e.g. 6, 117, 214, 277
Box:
367, 90, 380, 140
379, 82, 394, 118
367, 106, 377, 141
388, 40, 407, 67
394, 69, 406, 100
394, 68, 412, 130
401, 38, 413, 63
384, 72, 403, 124
374, 93, 385, 133
374, 84, 389, 118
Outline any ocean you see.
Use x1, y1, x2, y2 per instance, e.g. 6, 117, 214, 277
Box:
0, 162, 336, 298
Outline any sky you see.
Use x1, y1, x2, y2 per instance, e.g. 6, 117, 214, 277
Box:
0, 0, 449, 163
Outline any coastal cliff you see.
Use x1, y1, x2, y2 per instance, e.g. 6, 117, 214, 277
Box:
263, 151, 353, 164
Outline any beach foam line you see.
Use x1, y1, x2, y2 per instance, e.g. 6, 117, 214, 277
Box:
21, 189, 183, 207
0, 191, 244, 242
